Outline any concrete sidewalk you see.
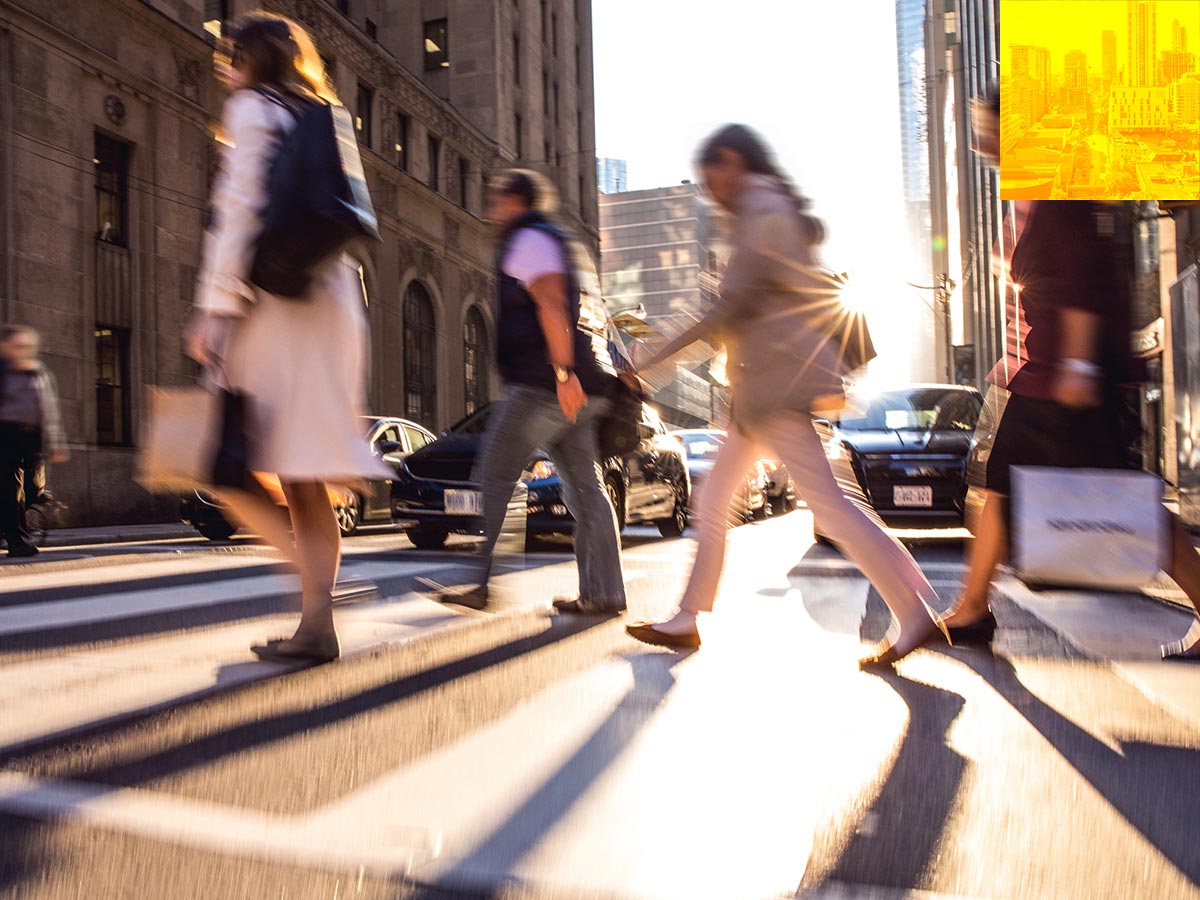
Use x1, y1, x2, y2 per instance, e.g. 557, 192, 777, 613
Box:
40, 522, 201, 547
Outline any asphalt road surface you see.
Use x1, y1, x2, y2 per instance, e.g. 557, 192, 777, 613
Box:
1, 512, 1198, 900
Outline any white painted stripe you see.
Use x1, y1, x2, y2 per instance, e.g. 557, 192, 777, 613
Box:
0, 771, 438, 876
0, 559, 445, 637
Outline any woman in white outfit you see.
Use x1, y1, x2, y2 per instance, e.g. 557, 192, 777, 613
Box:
626, 125, 947, 668
186, 13, 389, 663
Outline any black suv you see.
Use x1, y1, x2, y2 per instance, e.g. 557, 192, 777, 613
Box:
391, 402, 691, 549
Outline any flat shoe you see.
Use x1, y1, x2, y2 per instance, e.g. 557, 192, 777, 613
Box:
552, 596, 626, 615
626, 621, 701, 649
415, 576, 489, 610
251, 637, 339, 665
1161, 639, 1200, 662
858, 623, 948, 671
942, 609, 998, 645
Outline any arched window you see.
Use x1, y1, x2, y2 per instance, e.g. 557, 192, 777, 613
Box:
404, 281, 437, 427
463, 306, 490, 415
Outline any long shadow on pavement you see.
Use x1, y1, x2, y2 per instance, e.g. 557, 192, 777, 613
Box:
961, 652, 1200, 889
406, 649, 687, 898
0, 613, 616, 896
803, 668, 968, 895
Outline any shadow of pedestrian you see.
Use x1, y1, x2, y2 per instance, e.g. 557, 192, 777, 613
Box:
418, 650, 689, 897
959, 652, 1200, 889
802, 670, 967, 895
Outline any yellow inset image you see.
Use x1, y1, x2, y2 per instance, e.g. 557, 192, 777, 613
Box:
1000, 0, 1200, 200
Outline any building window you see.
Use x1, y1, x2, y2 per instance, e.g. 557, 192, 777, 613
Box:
395, 112, 409, 171
513, 33, 521, 84
428, 135, 441, 191
355, 83, 373, 148
424, 18, 449, 70
540, 0, 547, 43
554, 82, 560, 125
464, 306, 490, 416
404, 281, 438, 427
544, 140, 551, 169
334, 0, 349, 14
94, 133, 128, 246
575, 42, 581, 86
543, 70, 550, 115
95, 326, 131, 445
552, 12, 558, 55
458, 156, 470, 208
515, 113, 523, 157
365, 18, 377, 41
202, 0, 228, 40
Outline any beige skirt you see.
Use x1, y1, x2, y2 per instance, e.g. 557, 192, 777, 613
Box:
224, 255, 392, 484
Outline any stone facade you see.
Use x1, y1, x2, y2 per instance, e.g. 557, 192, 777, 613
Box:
0, 0, 598, 526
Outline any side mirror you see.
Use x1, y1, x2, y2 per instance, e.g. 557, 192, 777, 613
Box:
378, 440, 403, 456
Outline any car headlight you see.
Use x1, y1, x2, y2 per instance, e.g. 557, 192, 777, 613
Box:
524, 459, 557, 482
825, 441, 856, 462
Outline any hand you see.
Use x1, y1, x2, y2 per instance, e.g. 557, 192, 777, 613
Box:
49, 450, 69, 464
185, 312, 236, 367
1053, 371, 1100, 409
557, 373, 588, 423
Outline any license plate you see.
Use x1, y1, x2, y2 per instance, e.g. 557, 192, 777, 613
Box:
444, 489, 482, 515
893, 485, 933, 507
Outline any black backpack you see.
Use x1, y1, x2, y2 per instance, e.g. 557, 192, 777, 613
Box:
249, 89, 380, 299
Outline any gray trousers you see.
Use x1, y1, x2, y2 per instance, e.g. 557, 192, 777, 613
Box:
473, 384, 626, 606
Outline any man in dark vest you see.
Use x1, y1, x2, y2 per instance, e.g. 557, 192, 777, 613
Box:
421, 169, 626, 613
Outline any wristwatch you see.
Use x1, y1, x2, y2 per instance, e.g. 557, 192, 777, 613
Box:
553, 365, 573, 384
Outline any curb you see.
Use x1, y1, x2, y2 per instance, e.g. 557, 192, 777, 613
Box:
41, 526, 201, 548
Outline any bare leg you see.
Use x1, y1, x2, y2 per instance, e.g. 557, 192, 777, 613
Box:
942, 489, 1008, 627
1163, 515, 1200, 656
214, 487, 302, 569
279, 480, 341, 644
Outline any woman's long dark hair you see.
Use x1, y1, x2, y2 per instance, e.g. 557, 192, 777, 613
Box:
220, 12, 338, 104
697, 124, 825, 247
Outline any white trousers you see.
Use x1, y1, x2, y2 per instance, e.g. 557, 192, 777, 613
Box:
680, 414, 938, 618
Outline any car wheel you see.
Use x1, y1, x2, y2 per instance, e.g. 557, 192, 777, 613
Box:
656, 484, 689, 538
406, 526, 449, 550
604, 476, 626, 532
197, 521, 236, 541
334, 492, 362, 537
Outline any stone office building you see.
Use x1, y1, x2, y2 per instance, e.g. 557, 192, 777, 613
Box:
0, 0, 598, 526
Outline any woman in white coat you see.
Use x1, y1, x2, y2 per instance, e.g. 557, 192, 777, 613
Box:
186, 12, 388, 664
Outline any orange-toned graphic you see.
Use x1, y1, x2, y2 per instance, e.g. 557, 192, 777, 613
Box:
1000, 0, 1200, 200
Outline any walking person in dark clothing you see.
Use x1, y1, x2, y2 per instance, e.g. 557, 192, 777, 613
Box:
0, 325, 67, 557
421, 169, 627, 613
943, 97, 1200, 662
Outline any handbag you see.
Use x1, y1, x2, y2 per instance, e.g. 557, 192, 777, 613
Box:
136, 386, 222, 492
249, 89, 381, 299
1011, 466, 1167, 591
209, 388, 258, 493
597, 377, 645, 458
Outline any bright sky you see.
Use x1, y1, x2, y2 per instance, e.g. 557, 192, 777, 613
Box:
592, 0, 934, 384
1002, 0, 1200, 70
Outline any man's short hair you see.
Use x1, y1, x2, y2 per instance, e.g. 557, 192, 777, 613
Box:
0, 324, 37, 343
490, 168, 560, 214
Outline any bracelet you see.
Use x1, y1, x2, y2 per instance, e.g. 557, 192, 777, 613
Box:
1059, 358, 1101, 377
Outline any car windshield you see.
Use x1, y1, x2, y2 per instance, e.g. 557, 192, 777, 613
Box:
679, 433, 724, 460
447, 405, 492, 436
838, 389, 981, 432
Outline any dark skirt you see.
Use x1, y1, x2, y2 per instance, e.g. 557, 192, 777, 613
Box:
967, 387, 1134, 497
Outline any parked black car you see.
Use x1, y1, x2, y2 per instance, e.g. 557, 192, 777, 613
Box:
391, 401, 691, 549
180, 416, 437, 541
816, 384, 982, 538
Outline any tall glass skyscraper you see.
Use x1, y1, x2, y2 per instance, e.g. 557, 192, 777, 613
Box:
596, 157, 628, 194
895, 0, 932, 289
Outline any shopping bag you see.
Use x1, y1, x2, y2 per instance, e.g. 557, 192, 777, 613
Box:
135, 386, 221, 493
1011, 466, 1167, 591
